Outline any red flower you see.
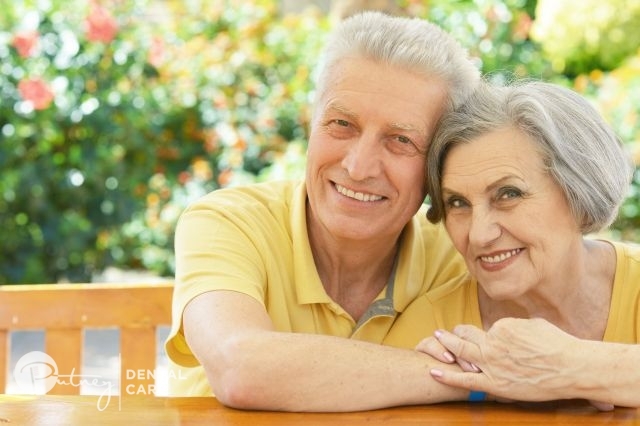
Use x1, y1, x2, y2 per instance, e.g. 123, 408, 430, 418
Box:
12, 30, 39, 58
18, 78, 54, 110
85, 3, 118, 43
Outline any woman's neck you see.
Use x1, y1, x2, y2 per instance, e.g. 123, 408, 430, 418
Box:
478, 239, 616, 340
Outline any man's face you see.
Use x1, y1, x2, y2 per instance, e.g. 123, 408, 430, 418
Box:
305, 57, 448, 244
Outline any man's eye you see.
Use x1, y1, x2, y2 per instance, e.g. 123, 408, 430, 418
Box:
388, 135, 423, 156
323, 118, 356, 139
397, 135, 412, 144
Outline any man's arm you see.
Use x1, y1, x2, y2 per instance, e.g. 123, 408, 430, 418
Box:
183, 290, 467, 412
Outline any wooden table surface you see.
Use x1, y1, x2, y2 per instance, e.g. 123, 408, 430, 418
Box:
1, 395, 639, 425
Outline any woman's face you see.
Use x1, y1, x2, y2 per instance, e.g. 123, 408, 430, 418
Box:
441, 127, 581, 300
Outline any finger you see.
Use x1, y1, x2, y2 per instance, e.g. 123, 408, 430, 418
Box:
415, 335, 456, 363
588, 400, 614, 412
429, 368, 486, 392
456, 358, 482, 373
429, 330, 480, 371
452, 324, 486, 345
434, 329, 482, 363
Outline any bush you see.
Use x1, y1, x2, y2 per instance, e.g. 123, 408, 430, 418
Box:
0, 0, 327, 283
1, 1, 177, 283
571, 58, 640, 241
405, 0, 553, 81
531, 0, 640, 75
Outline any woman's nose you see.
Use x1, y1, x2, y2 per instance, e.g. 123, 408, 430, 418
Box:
468, 210, 502, 246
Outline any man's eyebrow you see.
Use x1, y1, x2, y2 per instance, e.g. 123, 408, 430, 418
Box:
389, 121, 426, 137
324, 100, 358, 119
323, 101, 427, 143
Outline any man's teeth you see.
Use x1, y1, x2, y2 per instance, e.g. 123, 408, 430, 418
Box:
335, 184, 383, 202
480, 248, 521, 264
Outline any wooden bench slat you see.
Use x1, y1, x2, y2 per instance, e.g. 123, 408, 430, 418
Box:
46, 328, 83, 395
121, 327, 157, 396
0, 283, 173, 330
0, 330, 7, 394
0, 282, 173, 395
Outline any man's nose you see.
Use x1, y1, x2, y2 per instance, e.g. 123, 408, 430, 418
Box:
341, 133, 383, 181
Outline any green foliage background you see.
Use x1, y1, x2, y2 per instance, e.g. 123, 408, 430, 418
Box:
0, 0, 638, 284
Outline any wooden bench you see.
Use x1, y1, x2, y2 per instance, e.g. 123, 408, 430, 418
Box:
0, 282, 173, 395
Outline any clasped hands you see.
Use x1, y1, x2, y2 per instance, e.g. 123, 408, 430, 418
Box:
416, 317, 614, 411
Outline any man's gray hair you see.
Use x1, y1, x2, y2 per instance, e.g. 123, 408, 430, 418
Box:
313, 11, 480, 117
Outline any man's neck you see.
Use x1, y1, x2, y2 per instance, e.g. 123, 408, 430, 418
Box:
310, 235, 400, 321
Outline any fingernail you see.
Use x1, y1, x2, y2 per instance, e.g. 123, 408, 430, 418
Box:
443, 351, 455, 363
434, 329, 443, 338
470, 363, 481, 372
430, 369, 444, 378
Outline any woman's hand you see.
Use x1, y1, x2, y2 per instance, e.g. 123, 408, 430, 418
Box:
415, 334, 506, 404
415, 336, 481, 374
424, 318, 614, 411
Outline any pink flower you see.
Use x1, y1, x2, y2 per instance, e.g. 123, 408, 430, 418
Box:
513, 12, 533, 41
85, 3, 118, 43
12, 30, 39, 58
18, 78, 54, 110
148, 37, 166, 68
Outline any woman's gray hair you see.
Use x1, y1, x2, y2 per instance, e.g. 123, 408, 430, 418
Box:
427, 80, 635, 234
312, 11, 480, 117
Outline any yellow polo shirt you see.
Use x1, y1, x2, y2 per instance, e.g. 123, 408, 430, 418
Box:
384, 240, 640, 349
165, 180, 466, 396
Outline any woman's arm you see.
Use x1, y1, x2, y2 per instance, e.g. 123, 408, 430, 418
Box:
423, 317, 640, 407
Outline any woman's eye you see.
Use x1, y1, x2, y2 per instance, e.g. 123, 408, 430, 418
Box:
334, 119, 349, 127
445, 197, 467, 209
499, 187, 523, 200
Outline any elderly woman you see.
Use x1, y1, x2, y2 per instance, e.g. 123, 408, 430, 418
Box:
384, 80, 640, 408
